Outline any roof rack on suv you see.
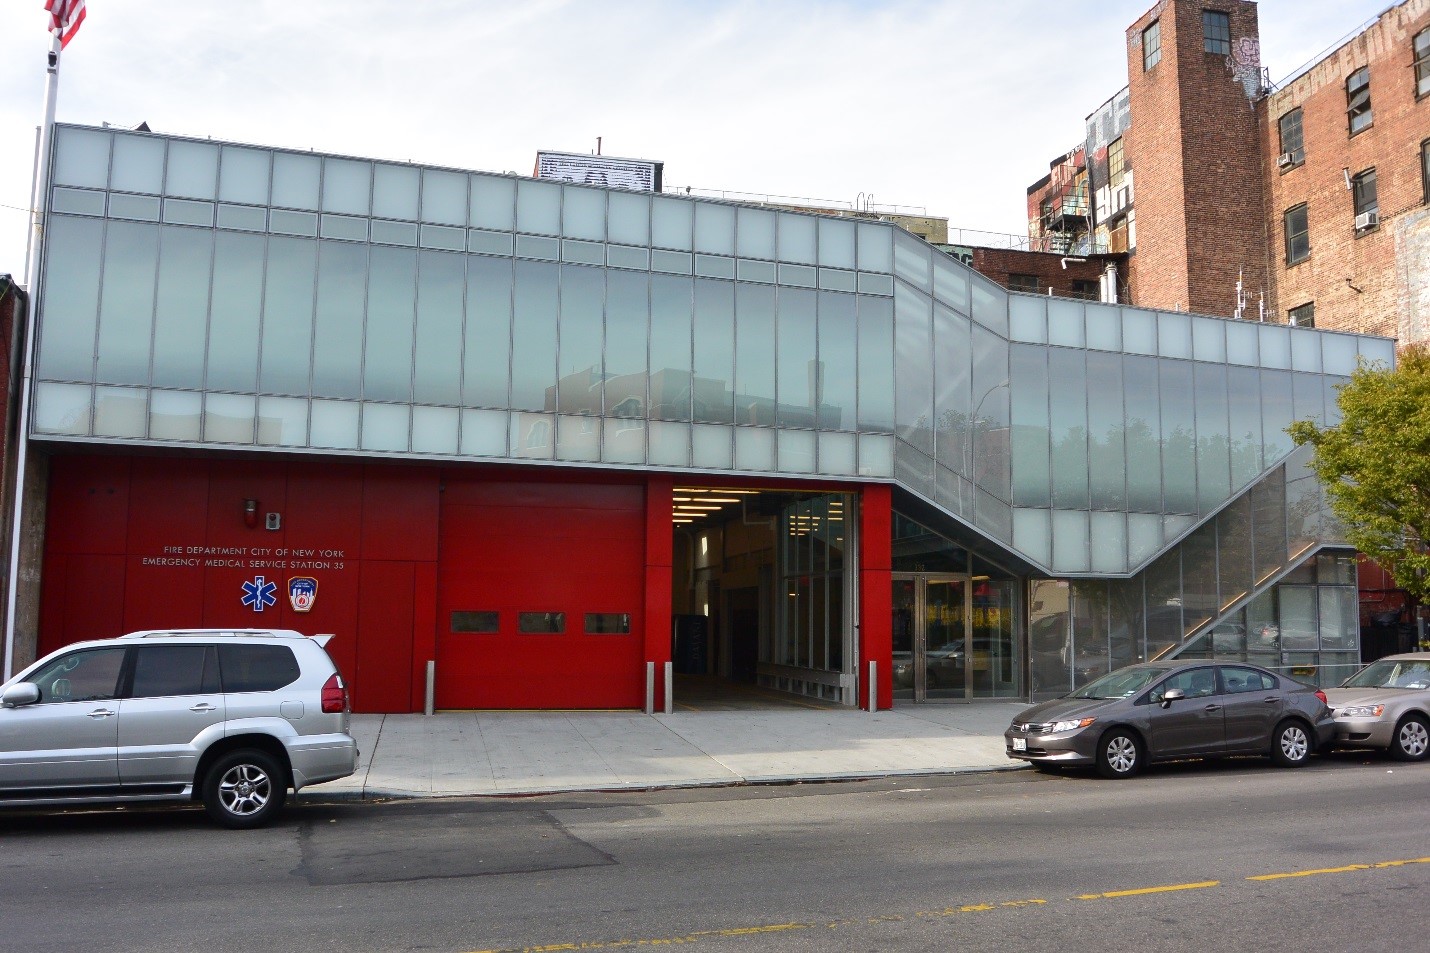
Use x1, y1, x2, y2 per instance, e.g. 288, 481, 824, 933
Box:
119, 628, 313, 640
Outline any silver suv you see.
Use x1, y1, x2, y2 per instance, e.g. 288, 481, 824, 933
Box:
0, 629, 358, 828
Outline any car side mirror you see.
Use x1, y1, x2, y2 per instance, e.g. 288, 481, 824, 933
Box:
1159, 687, 1186, 709
2, 682, 40, 708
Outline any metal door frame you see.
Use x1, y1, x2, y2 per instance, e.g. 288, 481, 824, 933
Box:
892, 572, 971, 703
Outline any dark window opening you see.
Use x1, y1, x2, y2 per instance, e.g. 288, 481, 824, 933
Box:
1284, 204, 1309, 265
1277, 109, 1304, 168
1415, 29, 1429, 98
1203, 10, 1231, 54
1352, 168, 1378, 231
1008, 274, 1041, 294
1288, 303, 1315, 328
518, 612, 565, 634
585, 613, 631, 634
1422, 140, 1429, 205
452, 611, 499, 633
1347, 67, 1372, 135
1143, 20, 1161, 70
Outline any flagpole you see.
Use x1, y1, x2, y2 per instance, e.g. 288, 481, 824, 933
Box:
4, 34, 63, 680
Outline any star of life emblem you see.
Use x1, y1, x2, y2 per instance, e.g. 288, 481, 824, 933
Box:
241, 575, 277, 612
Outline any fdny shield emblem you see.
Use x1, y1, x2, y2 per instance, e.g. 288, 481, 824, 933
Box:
288, 576, 318, 613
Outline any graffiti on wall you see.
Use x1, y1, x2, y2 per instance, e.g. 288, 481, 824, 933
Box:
1228, 36, 1262, 99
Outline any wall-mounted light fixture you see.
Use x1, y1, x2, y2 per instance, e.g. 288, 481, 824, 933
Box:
242, 499, 259, 529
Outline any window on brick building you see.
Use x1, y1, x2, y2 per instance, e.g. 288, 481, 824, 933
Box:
1277, 109, 1304, 168
1203, 10, 1231, 54
1352, 169, 1378, 231
1143, 20, 1161, 70
1416, 29, 1430, 98
1008, 274, 1041, 294
1423, 140, 1430, 204
1108, 137, 1126, 183
1346, 67, 1372, 135
1284, 204, 1310, 265
1288, 303, 1315, 328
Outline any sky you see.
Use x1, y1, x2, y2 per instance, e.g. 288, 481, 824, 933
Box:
0, 0, 1396, 279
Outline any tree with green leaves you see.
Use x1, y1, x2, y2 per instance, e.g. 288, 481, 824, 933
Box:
1288, 344, 1430, 603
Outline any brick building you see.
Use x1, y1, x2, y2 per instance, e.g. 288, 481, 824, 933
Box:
1028, 0, 1430, 341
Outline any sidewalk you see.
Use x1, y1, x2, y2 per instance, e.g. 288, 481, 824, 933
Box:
318, 703, 1028, 800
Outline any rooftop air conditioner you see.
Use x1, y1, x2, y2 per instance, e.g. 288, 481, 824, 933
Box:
1276, 151, 1296, 168
1354, 211, 1379, 230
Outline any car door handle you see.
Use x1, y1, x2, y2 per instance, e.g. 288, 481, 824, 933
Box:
87, 708, 116, 719
1262, 697, 1279, 703
1204, 704, 1221, 713
189, 703, 217, 712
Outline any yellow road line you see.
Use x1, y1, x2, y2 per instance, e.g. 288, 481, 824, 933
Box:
1076, 881, 1220, 900
1249, 856, 1430, 881
468, 922, 812, 953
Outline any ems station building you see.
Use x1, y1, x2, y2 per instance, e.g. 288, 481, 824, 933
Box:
6, 124, 1395, 712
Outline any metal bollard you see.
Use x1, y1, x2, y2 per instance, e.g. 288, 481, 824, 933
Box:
645, 661, 655, 714
424, 660, 435, 716
867, 660, 877, 713
664, 661, 673, 714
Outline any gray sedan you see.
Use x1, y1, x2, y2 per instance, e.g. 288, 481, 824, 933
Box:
1323, 652, 1430, 761
1005, 659, 1335, 778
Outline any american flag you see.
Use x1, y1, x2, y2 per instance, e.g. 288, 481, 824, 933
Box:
44, 0, 87, 48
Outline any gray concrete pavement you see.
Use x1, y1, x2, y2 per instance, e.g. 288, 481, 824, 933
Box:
318, 702, 1028, 800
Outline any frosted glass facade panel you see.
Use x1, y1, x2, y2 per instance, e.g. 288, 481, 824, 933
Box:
413, 250, 465, 405
1009, 295, 1046, 344
1122, 308, 1157, 355
111, 134, 164, 194
51, 188, 105, 216
361, 403, 410, 452
258, 237, 318, 396
690, 280, 734, 424
1191, 316, 1225, 363
859, 434, 894, 477
648, 420, 690, 467
562, 186, 605, 242
735, 426, 776, 472
777, 288, 817, 428
94, 387, 148, 438
149, 391, 201, 441
1260, 369, 1295, 463
971, 325, 1010, 498
469, 176, 515, 231
511, 413, 553, 459
1292, 371, 1326, 426
970, 276, 1007, 336
1226, 320, 1259, 365
460, 408, 507, 456
894, 283, 933, 455
1090, 511, 1128, 573
1048, 348, 1089, 510
817, 217, 856, 270
421, 169, 467, 226
1258, 324, 1291, 369
556, 265, 605, 414
1047, 298, 1084, 348
54, 126, 111, 189
974, 486, 1012, 542
555, 414, 601, 462
932, 254, 970, 315
152, 227, 213, 390
893, 234, 932, 292
38, 216, 104, 381
1217, 495, 1254, 608
110, 193, 159, 222
734, 283, 776, 426
424, 227, 466, 253
1160, 360, 1196, 513
608, 191, 650, 246
516, 180, 561, 235
412, 406, 459, 454
694, 204, 734, 256
257, 396, 308, 446
463, 256, 513, 408
322, 159, 371, 215
650, 274, 693, 421
603, 270, 649, 420
778, 429, 816, 473
96, 221, 159, 386
509, 261, 559, 411
651, 196, 693, 249
218, 204, 266, 231
219, 146, 271, 205
1052, 509, 1090, 572
856, 223, 891, 272
34, 383, 92, 435
1009, 344, 1050, 508
603, 417, 646, 465
932, 304, 971, 475
311, 242, 368, 399
1013, 508, 1051, 567
1128, 512, 1163, 566
1157, 311, 1191, 359
204, 393, 255, 444
373, 164, 420, 221
1290, 328, 1322, 372
1085, 304, 1120, 351
163, 200, 213, 227
1195, 363, 1231, 512
1359, 337, 1395, 366
818, 431, 856, 475
779, 213, 816, 264
1321, 334, 1359, 376
1086, 351, 1125, 510
818, 291, 857, 431
207, 232, 264, 392
736, 208, 775, 259
165, 141, 218, 199
271, 153, 320, 210
692, 423, 732, 469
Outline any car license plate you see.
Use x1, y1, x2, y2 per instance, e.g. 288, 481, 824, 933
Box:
1012, 737, 1027, 752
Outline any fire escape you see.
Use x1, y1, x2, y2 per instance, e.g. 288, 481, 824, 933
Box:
1037, 158, 1093, 256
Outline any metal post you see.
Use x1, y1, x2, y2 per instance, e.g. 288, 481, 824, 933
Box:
424, 661, 435, 716
867, 660, 877, 713
644, 661, 654, 714
664, 661, 673, 715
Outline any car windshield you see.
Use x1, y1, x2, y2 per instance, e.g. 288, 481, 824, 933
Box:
1069, 666, 1162, 699
1341, 658, 1430, 690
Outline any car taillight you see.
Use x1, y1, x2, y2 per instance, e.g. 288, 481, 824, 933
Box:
1314, 689, 1328, 706
322, 673, 348, 713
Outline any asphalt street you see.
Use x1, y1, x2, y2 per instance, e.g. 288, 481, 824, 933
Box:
2, 751, 1427, 953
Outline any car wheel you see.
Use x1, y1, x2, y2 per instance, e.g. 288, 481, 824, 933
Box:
1096, 729, 1141, 779
202, 749, 287, 829
1389, 714, 1430, 762
1270, 719, 1311, 768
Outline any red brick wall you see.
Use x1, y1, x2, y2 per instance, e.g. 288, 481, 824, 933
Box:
968, 248, 1127, 302
1126, 1, 1270, 318
1262, 0, 1430, 340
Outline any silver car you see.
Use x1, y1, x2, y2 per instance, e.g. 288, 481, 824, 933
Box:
1005, 659, 1335, 778
1323, 652, 1430, 762
0, 629, 358, 828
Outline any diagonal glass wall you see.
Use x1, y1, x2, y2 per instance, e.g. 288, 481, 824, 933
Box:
34, 124, 1395, 579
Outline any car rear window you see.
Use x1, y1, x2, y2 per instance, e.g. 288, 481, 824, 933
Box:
218, 644, 301, 693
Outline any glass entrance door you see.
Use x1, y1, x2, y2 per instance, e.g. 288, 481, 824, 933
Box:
892, 574, 969, 702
